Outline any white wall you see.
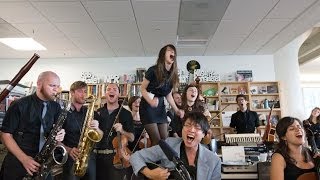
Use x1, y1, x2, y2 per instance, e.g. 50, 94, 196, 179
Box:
274, 30, 311, 119
0, 55, 274, 90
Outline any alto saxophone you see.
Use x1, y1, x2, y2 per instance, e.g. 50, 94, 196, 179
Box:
74, 95, 103, 177
23, 98, 70, 180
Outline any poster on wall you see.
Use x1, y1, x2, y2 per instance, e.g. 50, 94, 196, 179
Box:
236, 70, 253, 82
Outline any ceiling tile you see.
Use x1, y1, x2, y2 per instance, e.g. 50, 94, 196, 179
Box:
98, 21, 139, 38
0, 23, 25, 38
179, 0, 230, 21
32, 1, 92, 23
223, 0, 278, 20
259, 0, 320, 54
206, 35, 246, 55
236, 19, 291, 54
132, 0, 180, 21
55, 22, 101, 38
83, 1, 134, 22
177, 46, 205, 56
0, 2, 47, 23
13, 23, 64, 39
178, 20, 220, 40
267, 0, 316, 19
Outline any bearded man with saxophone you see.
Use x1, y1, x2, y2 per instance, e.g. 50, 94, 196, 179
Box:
94, 83, 135, 180
0, 71, 66, 180
61, 81, 104, 180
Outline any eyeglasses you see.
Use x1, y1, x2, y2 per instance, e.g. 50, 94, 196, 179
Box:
183, 123, 202, 131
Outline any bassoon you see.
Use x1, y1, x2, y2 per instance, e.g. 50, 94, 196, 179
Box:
0, 53, 40, 102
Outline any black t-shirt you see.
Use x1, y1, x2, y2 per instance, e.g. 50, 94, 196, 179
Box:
275, 150, 316, 180
128, 120, 144, 151
1, 93, 61, 156
230, 110, 259, 133
95, 103, 134, 150
180, 142, 198, 180
62, 105, 105, 148
145, 65, 172, 97
303, 120, 320, 148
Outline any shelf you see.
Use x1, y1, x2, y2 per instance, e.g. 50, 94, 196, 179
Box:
204, 95, 219, 98
252, 108, 281, 112
220, 94, 248, 96
251, 93, 279, 96
210, 110, 220, 112
199, 81, 281, 135
221, 102, 237, 104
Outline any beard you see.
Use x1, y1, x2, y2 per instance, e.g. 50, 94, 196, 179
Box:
40, 87, 55, 101
74, 97, 86, 105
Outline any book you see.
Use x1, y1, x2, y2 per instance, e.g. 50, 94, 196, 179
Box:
267, 85, 278, 93
220, 86, 230, 94
238, 86, 247, 94
203, 87, 217, 96
250, 86, 258, 94
258, 86, 267, 94
229, 87, 238, 94
251, 100, 259, 109
236, 70, 253, 82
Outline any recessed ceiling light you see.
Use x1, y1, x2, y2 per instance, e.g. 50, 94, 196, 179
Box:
0, 38, 46, 51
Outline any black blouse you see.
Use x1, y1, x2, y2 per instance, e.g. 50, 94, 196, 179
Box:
145, 65, 172, 97
95, 103, 134, 150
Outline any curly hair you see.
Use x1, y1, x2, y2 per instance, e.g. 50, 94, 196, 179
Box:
276, 116, 312, 164
181, 84, 205, 113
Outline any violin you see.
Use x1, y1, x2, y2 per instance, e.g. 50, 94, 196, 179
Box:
109, 96, 132, 169
132, 129, 151, 153
112, 133, 132, 169
138, 130, 151, 149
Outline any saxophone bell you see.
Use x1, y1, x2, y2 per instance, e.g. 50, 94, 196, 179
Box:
52, 145, 68, 165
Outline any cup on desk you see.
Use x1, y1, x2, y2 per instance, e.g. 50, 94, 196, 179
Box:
259, 153, 268, 162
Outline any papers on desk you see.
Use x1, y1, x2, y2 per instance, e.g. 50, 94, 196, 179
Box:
221, 146, 245, 164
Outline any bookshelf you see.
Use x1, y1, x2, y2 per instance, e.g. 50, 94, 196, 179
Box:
199, 81, 282, 140
0, 81, 30, 128
86, 82, 142, 108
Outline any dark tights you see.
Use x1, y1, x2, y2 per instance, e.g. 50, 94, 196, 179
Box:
144, 123, 168, 146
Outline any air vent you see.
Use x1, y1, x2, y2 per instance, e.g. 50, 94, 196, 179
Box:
176, 38, 208, 46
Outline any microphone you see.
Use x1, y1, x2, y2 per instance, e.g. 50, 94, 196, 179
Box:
159, 140, 192, 180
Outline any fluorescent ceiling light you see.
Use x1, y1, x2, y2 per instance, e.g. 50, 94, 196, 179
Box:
0, 38, 46, 51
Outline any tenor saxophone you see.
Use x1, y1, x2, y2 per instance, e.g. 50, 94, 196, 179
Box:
23, 98, 70, 180
74, 95, 103, 177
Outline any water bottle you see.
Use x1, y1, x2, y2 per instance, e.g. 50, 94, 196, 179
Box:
264, 99, 269, 109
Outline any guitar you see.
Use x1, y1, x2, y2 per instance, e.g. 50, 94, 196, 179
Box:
262, 103, 276, 142
130, 162, 193, 180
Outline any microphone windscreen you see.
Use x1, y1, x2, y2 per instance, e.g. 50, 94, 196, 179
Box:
159, 139, 178, 161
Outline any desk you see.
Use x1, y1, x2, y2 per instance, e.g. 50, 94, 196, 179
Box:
222, 173, 258, 179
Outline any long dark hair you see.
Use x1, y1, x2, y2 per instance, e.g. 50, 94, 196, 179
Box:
307, 107, 320, 124
276, 116, 312, 164
181, 84, 205, 113
155, 44, 179, 89
128, 96, 140, 111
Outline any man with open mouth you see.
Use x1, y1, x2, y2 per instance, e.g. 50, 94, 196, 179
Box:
130, 111, 221, 180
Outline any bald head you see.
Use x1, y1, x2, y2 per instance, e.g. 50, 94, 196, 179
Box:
36, 71, 60, 101
37, 71, 59, 84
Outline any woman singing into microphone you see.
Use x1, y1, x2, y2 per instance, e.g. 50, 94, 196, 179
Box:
139, 44, 184, 146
